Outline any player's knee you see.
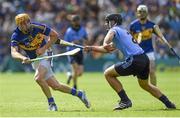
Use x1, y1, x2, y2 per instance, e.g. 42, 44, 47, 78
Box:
34, 75, 44, 83
78, 73, 82, 76
72, 72, 78, 77
104, 69, 112, 78
77, 71, 83, 76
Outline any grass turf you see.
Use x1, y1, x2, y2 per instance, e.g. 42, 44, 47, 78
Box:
0, 71, 180, 117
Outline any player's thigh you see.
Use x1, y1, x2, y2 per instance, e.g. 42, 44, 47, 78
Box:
34, 65, 48, 80
114, 57, 135, 76
104, 64, 120, 77
33, 60, 54, 80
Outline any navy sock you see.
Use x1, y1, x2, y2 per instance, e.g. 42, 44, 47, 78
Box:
159, 95, 172, 107
118, 89, 130, 102
71, 88, 82, 98
48, 97, 55, 104
71, 88, 77, 96
77, 91, 83, 98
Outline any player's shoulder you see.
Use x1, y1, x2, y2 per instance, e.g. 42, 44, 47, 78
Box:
11, 28, 20, 40
66, 27, 74, 34
30, 22, 46, 30
11, 27, 20, 36
147, 20, 155, 26
80, 25, 86, 30
110, 25, 123, 33
130, 19, 139, 26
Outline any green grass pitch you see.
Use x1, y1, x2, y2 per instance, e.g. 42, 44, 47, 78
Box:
0, 71, 180, 117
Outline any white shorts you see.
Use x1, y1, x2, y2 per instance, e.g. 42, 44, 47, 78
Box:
146, 52, 155, 61
32, 53, 54, 80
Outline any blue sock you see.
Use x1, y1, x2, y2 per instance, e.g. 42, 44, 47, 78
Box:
77, 91, 83, 98
71, 88, 77, 96
48, 97, 55, 104
71, 88, 82, 98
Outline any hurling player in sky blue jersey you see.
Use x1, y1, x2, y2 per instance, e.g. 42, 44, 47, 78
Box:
64, 15, 89, 89
84, 13, 176, 110
129, 5, 171, 86
11, 13, 90, 111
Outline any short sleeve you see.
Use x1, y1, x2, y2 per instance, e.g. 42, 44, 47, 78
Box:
31, 23, 51, 36
43, 25, 51, 36
11, 33, 18, 47
110, 27, 117, 34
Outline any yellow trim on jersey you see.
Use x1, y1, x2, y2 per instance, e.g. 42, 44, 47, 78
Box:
19, 33, 45, 50
31, 24, 46, 32
133, 28, 153, 41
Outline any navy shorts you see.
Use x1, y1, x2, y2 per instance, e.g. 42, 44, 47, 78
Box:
67, 50, 83, 65
114, 53, 150, 80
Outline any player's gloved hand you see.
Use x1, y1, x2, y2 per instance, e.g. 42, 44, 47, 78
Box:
22, 57, 31, 64
104, 43, 116, 52
36, 47, 46, 56
84, 46, 92, 52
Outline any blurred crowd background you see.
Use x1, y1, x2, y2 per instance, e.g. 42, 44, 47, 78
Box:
0, 0, 180, 72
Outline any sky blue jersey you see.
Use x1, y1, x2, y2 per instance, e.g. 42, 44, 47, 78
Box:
110, 25, 144, 58
11, 22, 51, 59
129, 19, 156, 53
64, 26, 87, 51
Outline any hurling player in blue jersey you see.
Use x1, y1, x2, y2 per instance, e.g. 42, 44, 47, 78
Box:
11, 13, 90, 111
64, 15, 88, 89
85, 13, 176, 110
129, 5, 170, 86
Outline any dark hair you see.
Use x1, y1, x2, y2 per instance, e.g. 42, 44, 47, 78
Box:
105, 13, 122, 25
71, 15, 80, 22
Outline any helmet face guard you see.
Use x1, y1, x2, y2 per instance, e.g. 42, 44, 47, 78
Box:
105, 20, 115, 30
136, 5, 148, 20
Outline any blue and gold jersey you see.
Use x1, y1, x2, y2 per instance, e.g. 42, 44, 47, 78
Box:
11, 22, 51, 59
129, 19, 155, 53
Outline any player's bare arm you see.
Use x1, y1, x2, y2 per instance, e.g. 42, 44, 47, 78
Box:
36, 29, 58, 55
11, 46, 30, 64
153, 25, 172, 48
85, 30, 116, 53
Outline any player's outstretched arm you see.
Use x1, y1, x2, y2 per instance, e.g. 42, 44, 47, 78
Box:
11, 46, 30, 64
84, 30, 116, 53
84, 45, 108, 53
153, 25, 180, 62
153, 25, 172, 48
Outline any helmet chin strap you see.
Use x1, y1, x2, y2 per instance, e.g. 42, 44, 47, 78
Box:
113, 23, 117, 27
